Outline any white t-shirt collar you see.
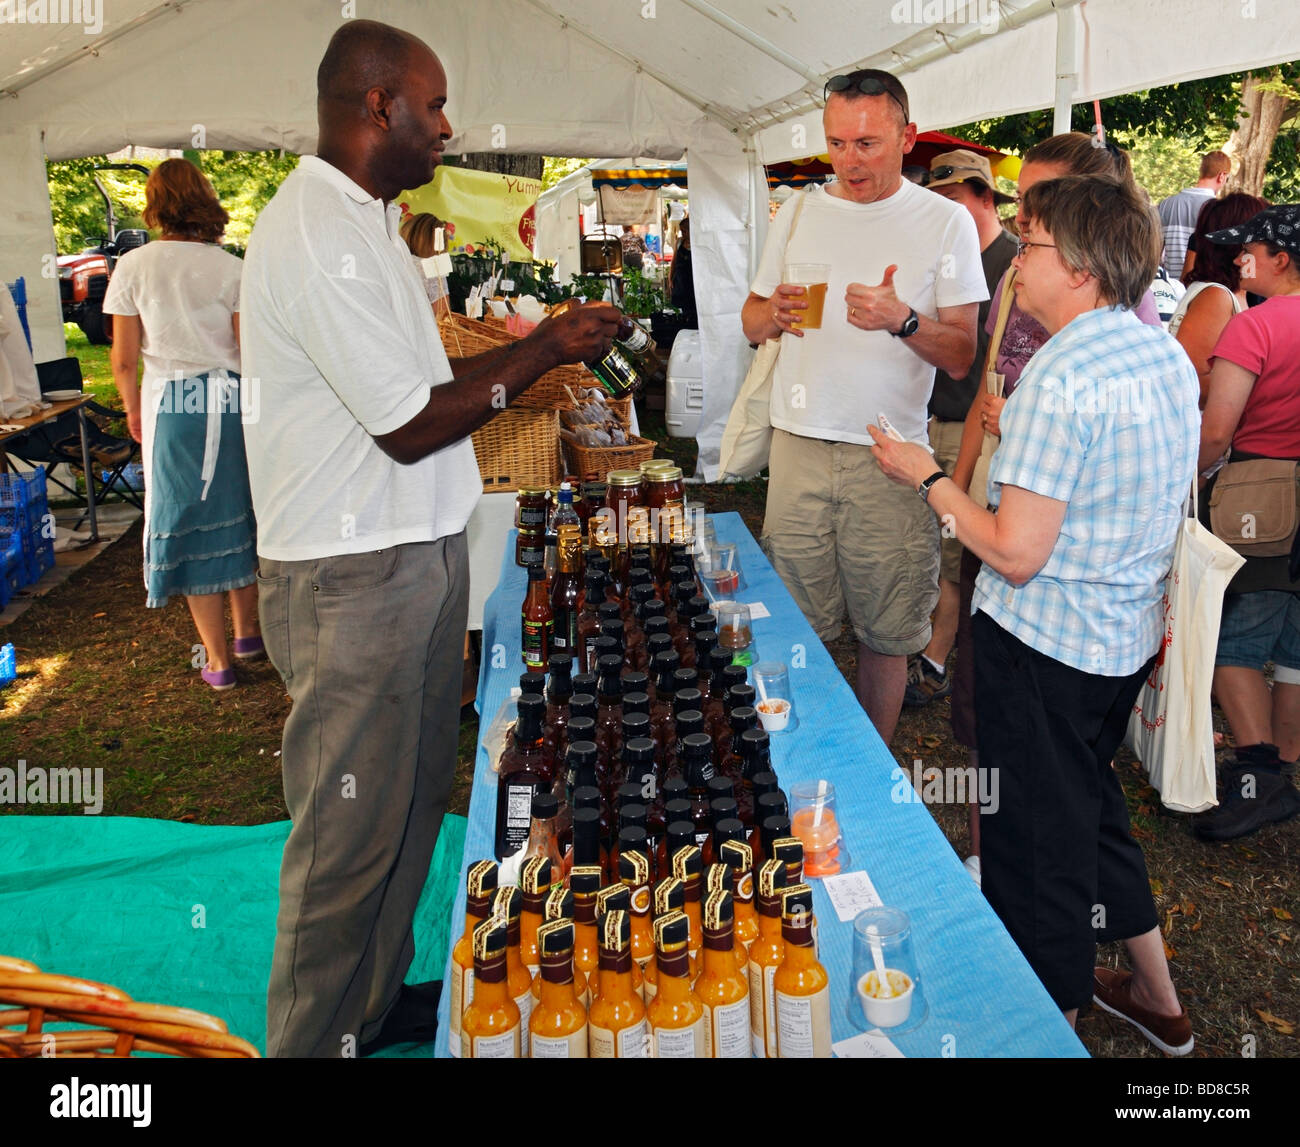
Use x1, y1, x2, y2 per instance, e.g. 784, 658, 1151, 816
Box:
298, 155, 404, 237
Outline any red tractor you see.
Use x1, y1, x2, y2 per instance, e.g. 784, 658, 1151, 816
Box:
57, 163, 151, 345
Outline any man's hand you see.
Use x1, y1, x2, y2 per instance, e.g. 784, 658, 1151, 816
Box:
866, 423, 937, 489
770, 283, 810, 338
530, 301, 623, 368
845, 265, 911, 334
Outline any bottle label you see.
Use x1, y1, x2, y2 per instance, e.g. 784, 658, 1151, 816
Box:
503, 785, 534, 854
747, 960, 778, 1058
694, 831, 709, 847
448, 963, 474, 1057
467, 1026, 520, 1059
514, 989, 533, 1058
588, 1020, 648, 1059
522, 619, 552, 669
530, 1027, 588, 1058
583, 634, 600, 675
553, 613, 577, 655
650, 1015, 706, 1059
706, 998, 752, 1059
775, 985, 831, 1059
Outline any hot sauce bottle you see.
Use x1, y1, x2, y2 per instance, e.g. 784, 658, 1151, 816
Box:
748, 858, 787, 1059
658, 816, 694, 889
449, 859, 498, 1058
529, 919, 588, 1059
649, 649, 680, 752
550, 524, 583, 663
492, 885, 536, 1058
519, 856, 552, 979
594, 884, 645, 1002
521, 564, 553, 671
774, 883, 831, 1059
736, 730, 773, 827
496, 694, 554, 860
618, 849, 656, 976
577, 570, 608, 674
570, 865, 603, 1007
773, 835, 818, 956
543, 654, 574, 759
671, 844, 704, 960
462, 916, 521, 1058
533, 885, 587, 1007
719, 839, 760, 957
720, 708, 758, 784
587, 909, 648, 1058
698, 888, 752, 1058
647, 910, 706, 1059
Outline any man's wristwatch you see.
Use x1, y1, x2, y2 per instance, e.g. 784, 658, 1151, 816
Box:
892, 307, 920, 339
917, 470, 948, 503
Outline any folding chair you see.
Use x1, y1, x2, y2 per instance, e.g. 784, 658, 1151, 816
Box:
4, 357, 143, 527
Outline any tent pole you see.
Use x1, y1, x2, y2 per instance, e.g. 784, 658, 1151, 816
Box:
1053, 6, 1078, 134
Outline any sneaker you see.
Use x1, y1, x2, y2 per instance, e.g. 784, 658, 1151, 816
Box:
233, 635, 266, 661
903, 654, 951, 708
200, 666, 237, 691
1092, 967, 1193, 1056
1193, 758, 1300, 842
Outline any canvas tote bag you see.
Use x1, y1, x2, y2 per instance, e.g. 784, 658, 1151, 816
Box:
718, 194, 808, 480
1125, 483, 1245, 814
969, 267, 1017, 510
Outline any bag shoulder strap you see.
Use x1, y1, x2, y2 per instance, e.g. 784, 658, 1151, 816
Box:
983, 265, 1017, 383
784, 191, 808, 251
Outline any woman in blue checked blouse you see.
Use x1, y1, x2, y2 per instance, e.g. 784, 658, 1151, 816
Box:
870, 175, 1199, 1056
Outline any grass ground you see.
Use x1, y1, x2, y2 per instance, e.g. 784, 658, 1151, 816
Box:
3, 349, 1296, 1057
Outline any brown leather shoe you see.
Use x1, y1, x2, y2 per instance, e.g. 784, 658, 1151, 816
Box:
1092, 967, 1193, 1056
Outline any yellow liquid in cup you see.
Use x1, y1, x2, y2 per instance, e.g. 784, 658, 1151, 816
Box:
791, 282, 828, 330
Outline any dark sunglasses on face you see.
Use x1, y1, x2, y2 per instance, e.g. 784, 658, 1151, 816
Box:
823, 74, 909, 122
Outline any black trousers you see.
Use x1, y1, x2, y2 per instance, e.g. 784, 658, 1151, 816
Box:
973, 610, 1159, 1011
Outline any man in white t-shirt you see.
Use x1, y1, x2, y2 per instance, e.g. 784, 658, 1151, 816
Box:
241, 19, 619, 1058
741, 69, 986, 746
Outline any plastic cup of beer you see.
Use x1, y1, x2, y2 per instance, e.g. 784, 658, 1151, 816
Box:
783, 263, 830, 330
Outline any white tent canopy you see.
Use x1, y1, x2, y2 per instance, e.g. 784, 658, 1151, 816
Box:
3, 0, 1299, 476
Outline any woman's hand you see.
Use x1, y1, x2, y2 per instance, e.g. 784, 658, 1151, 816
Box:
126, 409, 141, 443
980, 393, 1006, 438
866, 424, 938, 490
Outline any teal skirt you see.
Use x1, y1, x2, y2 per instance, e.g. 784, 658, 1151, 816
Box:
145, 371, 257, 608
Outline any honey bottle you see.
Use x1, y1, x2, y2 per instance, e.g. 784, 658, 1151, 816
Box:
697, 888, 752, 1058
646, 911, 706, 1058
533, 885, 587, 1007
491, 885, 535, 1058
587, 909, 648, 1058
448, 859, 498, 1058
774, 884, 831, 1059
529, 918, 588, 1058
748, 858, 787, 1059
461, 917, 520, 1059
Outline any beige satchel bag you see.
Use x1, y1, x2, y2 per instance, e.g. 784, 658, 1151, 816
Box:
718, 195, 808, 480
1208, 458, 1300, 557
969, 267, 1017, 510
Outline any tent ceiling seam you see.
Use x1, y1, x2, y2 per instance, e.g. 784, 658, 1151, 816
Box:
676, 0, 824, 85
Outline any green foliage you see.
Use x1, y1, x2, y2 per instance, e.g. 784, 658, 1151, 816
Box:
542, 156, 595, 190
445, 242, 572, 312
618, 268, 667, 317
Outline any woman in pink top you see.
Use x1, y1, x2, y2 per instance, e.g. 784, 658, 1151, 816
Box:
1195, 204, 1300, 842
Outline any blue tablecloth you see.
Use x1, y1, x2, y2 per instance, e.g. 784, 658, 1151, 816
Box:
436, 512, 1086, 1057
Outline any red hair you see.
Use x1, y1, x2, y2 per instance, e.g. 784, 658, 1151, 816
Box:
143, 158, 228, 243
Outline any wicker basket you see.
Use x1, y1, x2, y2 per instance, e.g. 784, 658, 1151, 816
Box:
561, 432, 656, 484
437, 313, 589, 412
472, 408, 562, 490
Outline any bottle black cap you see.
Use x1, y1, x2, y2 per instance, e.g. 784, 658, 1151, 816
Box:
666, 820, 695, 858
532, 791, 559, 821
708, 644, 734, 677
568, 694, 597, 721
682, 732, 713, 760
622, 669, 650, 695
594, 637, 621, 665
728, 683, 757, 711
566, 718, 597, 746
617, 782, 644, 810
713, 816, 746, 848
585, 568, 607, 592
600, 618, 626, 644
571, 672, 599, 696
688, 597, 712, 620
644, 619, 672, 643
597, 601, 622, 622
641, 599, 667, 621
722, 664, 749, 692
519, 671, 546, 697
694, 630, 719, 659
690, 612, 718, 635
547, 653, 574, 678
751, 770, 781, 799
566, 738, 599, 773
756, 790, 788, 820
618, 824, 649, 853
707, 775, 734, 801
759, 813, 792, 858
516, 693, 546, 737
672, 666, 699, 691
630, 582, 656, 605
667, 564, 692, 584
664, 798, 692, 822
628, 566, 653, 587
673, 687, 703, 717
623, 737, 656, 766
622, 691, 651, 717
597, 653, 624, 687
709, 795, 739, 823
573, 785, 602, 812
662, 777, 690, 803
588, 552, 611, 574
674, 710, 705, 739
619, 805, 647, 832
572, 807, 602, 866
674, 579, 697, 604
622, 710, 651, 740
730, 705, 758, 735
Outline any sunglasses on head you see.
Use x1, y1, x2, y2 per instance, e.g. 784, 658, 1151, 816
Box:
823, 73, 909, 122
927, 164, 984, 184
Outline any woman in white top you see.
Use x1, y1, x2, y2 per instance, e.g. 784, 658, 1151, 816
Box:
104, 159, 260, 690
1170, 192, 1268, 408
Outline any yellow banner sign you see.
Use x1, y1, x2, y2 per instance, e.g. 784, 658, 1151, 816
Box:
399, 166, 539, 262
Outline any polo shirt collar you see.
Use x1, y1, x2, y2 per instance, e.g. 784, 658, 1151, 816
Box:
298, 155, 405, 237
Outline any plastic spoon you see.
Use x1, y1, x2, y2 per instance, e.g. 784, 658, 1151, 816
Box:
867, 924, 893, 999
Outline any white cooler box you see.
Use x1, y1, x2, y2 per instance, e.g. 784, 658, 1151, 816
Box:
665, 329, 703, 439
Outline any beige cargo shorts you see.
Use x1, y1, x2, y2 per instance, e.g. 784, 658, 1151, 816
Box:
928, 416, 966, 584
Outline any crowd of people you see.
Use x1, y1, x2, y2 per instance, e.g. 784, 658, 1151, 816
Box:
745, 67, 1300, 1056
95, 18, 1297, 1058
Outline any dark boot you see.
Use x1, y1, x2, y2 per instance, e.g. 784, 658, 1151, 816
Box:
1194, 743, 1300, 842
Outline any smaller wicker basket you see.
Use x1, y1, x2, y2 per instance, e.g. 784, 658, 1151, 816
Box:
472, 409, 563, 490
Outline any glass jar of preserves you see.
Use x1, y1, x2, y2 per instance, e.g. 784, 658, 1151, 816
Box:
606, 470, 643, 547
516, 528, 546, 568
644, 465, 685, 548
516, 485, 548, 531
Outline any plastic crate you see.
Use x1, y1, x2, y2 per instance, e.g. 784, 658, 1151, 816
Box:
0, 469, 46, 536
0, 533, 22, 609
22, 522, 55, 585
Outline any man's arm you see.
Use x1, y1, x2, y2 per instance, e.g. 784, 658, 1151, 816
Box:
741, 287, 809, 344
844, 265, 978, 377
376, 304, 621, 464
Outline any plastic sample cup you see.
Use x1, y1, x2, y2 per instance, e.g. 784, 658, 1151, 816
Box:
783, 263, 830, 329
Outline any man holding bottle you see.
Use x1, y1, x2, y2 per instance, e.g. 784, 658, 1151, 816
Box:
242, 19, 620, 1057
740, 70, 986, 746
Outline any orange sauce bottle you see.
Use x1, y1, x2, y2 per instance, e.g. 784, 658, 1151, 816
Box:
519, 856, 552, 979
647, 910, 706, 1058
570, 866, 603, 1007
747, 858, 787, 1059
617, 849, 656, 974
461, 917, 520, 1058
671, 844, 704, 962
720, 839, 760, 958
593, 884, 644, 1001
773, 883, 831, 1059
697, 888, 752, 1058
706, 862, 750, 975
532, 885, 588, 1007
529, 919, 588, 1058
448, 859, 497, 1058
492, 885, 536, 1058
773, 837, 818, 956
587, 910, 648, 1058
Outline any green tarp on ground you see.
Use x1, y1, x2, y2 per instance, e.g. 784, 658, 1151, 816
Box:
0, 813, 466, 1057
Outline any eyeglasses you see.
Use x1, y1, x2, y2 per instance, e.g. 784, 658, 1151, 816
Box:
927, 165, 983, 183
1015, 240, 1057, 258
823, 73, 909, 122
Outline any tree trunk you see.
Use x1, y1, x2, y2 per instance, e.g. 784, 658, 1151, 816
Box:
454, 153, 544, 181
1224, 71, 1300, 197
